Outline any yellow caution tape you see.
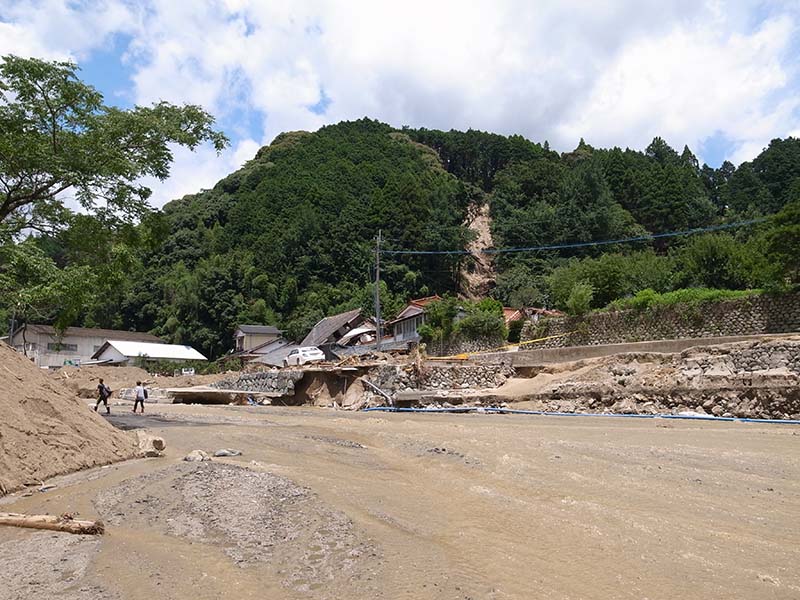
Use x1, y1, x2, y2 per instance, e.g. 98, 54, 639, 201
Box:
426, 331, 574, 361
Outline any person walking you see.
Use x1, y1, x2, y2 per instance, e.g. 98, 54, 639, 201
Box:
133, 380, 147, 413
94, 378, 112, 415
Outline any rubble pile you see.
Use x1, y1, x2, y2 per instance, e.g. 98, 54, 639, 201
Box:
480, 338, 800, 420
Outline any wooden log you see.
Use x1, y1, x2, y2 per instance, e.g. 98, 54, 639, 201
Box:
0, 512, 104, 535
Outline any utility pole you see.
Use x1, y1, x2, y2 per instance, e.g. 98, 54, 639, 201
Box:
374, 229, 382, 351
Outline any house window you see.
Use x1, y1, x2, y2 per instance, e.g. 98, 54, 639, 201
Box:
93, 345, 102, 353
47, 342, 78, 352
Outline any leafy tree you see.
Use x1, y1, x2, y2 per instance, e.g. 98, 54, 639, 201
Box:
674, 233, 753, 289
565, 282, 594, 316
454, 310, 506, 340
0, 241, 95, 335
751, 137, 800, 210
763, 199, 800, 284
0, 55, 228, 236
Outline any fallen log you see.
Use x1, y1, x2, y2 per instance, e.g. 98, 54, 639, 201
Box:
0, 512, 105, 535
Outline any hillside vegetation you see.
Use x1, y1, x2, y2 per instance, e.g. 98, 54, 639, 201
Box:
6, 119, 800, 358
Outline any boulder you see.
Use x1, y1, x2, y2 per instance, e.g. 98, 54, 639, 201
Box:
136, 432, 166, 458
184, 450, 211, 462
213, 448, 242, 457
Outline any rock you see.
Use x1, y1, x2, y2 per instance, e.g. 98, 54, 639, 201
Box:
136, 431, 166, 458
711, 405, 724, 416
214, 448, 242, 457
184, 450, 211, 462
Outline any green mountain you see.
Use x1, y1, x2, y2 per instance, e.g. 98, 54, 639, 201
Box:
44, 120, 800, 358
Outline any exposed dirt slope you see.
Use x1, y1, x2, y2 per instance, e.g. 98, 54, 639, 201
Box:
459, 201, 496, 299
0, 344, 137, 495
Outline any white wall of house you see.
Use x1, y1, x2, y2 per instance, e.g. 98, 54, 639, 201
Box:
393, 314, 425, 341
10, 331, 113, 368
94, 345, 129, 364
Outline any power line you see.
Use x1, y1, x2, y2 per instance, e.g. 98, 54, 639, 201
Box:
381, 218, 769, 256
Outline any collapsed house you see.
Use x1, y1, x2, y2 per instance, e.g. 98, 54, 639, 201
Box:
301, 308, 374, 359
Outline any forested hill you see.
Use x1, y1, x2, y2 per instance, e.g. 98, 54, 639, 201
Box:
74, 119, 800, 358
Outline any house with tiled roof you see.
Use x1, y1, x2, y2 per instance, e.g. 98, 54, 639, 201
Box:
389, 295, 442, 342
8, 323, 163, 368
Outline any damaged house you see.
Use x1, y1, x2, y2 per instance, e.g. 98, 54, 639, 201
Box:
301, 308, 374, 359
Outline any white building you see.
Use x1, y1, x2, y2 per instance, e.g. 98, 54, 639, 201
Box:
8, 324, 163, 368
92, 340, 208, 365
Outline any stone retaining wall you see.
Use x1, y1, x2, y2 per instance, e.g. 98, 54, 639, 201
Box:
521, 292, 800, 349
425, 336, 505, 357
367, 363, 515, 395
210, 370, 305, 395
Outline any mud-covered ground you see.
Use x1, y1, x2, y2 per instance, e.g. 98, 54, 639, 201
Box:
2, 403, 799, 599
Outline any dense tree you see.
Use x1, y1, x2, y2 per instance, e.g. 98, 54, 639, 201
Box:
763, 199, 800, 284
4, 70, 797, 357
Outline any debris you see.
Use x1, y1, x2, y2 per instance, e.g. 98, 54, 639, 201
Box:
184, 450, 211, 462
0, 512, 104, 535
136, 431, 166, 457
214, 448, 242, 457
38, 484, 57, 493
362, 379, 394, 405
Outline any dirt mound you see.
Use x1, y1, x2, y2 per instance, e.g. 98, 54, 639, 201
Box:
52, 365, 229, 398
0, 343, 138, 495
54, 365, 151, 398
97, 462, 379, 594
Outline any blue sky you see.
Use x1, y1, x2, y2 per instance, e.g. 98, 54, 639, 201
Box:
1, 0, 799, 206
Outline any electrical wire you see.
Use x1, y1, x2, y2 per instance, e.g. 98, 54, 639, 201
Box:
381, 217, 769, 256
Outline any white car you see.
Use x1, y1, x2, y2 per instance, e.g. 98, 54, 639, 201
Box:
283, 346, 326, 367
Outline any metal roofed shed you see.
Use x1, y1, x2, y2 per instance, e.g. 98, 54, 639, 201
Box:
92, 341, 208, 364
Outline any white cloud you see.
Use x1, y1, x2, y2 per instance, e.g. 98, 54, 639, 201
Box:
141, 138, 260, 207
0, 0, 136, 60
559, 15, 799, 161
2, 0, 799, 207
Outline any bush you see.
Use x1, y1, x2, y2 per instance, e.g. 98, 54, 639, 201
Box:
565, 282, 594, 316
507, 319, 525, 343
454, 311, 506, 340
548, 251, 674, 310
608, 287, 760, 311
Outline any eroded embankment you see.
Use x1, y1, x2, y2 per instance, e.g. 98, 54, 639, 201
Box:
170, 338, 800, 419
478, 338, 800, 419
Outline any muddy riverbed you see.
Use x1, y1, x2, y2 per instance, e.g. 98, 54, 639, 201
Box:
2, 403, 799, 599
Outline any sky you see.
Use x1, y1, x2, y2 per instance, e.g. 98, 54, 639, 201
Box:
1, 0, 799, 208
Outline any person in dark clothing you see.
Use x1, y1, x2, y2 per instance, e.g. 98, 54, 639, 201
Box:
94, 378, 112, 415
